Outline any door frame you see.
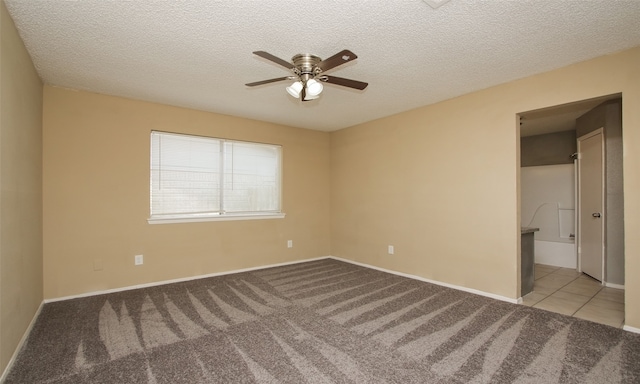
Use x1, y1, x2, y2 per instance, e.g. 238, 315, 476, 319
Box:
576, 127, 605, 282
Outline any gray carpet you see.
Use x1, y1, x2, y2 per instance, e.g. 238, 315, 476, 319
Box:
5, 259, 640, 383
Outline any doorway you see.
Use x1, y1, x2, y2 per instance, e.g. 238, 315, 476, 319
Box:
518, 95, 625, 328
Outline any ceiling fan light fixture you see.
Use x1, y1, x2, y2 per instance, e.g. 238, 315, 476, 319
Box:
306, 79, 323, 96
286, 81, 303, 98
248, 50, 368, 100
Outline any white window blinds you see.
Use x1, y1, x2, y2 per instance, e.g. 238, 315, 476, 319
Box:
150, 131, 281, 221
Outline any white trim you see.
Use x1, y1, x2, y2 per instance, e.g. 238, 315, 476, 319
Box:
327, 256, 520, 304
44, 255, 522, 305
44, 256, 327, 303
2, 257, 635, 380
623, 325, 640, 334
0, 301, 44, 382
147, 212, 285, 224
605, 282, 625, 290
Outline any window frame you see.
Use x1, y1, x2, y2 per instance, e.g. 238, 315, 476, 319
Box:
147, 131, 285, 224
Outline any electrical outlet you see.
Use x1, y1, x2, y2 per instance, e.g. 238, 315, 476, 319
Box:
287, 240, 293, 248
93, 258, 103, 271
135, 254, 143, 265
388, 245, 394, 255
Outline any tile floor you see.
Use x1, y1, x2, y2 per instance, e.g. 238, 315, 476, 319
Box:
521, 263, 625, 328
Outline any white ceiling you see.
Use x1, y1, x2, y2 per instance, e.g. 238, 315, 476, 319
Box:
5, 0, 640, 132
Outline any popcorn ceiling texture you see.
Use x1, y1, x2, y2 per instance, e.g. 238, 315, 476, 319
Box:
4, 0, 640, 131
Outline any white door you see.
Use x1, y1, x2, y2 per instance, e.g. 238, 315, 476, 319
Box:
577, 129, 604, 281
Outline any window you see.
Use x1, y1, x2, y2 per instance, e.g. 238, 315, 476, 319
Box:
149, 131, 283, 223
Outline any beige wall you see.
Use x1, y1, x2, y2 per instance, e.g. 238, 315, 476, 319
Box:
331, 47, 640, 327
0, 1, 44, 374
43, 86, 331, 299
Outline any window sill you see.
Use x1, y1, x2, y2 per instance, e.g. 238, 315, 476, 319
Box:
147, 213, 286, 225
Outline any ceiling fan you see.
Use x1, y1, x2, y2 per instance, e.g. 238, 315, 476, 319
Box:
246, 49, 368, 101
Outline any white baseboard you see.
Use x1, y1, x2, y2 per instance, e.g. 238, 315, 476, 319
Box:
46, 254, 519, 307
44, 256, 330, 303
328, 256, 519, 304
605, 282, 624, 290
0, 300, 44, 382
11, 253, 636, 379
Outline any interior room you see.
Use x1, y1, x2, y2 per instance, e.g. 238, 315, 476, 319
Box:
2, 1, 640, 382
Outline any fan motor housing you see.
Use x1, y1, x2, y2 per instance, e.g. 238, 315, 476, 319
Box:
292, 54, 322, 74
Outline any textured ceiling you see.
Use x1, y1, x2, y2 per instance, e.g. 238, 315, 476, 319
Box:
5, 0, 640, 132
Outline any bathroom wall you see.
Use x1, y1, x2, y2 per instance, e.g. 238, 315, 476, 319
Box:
521, 130, 576, 167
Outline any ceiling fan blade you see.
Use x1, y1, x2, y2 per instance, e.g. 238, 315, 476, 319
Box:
317, 49, 358, 72
245, 77, 290, 87
322, 75, 368, 90
252, 51, 294, 70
